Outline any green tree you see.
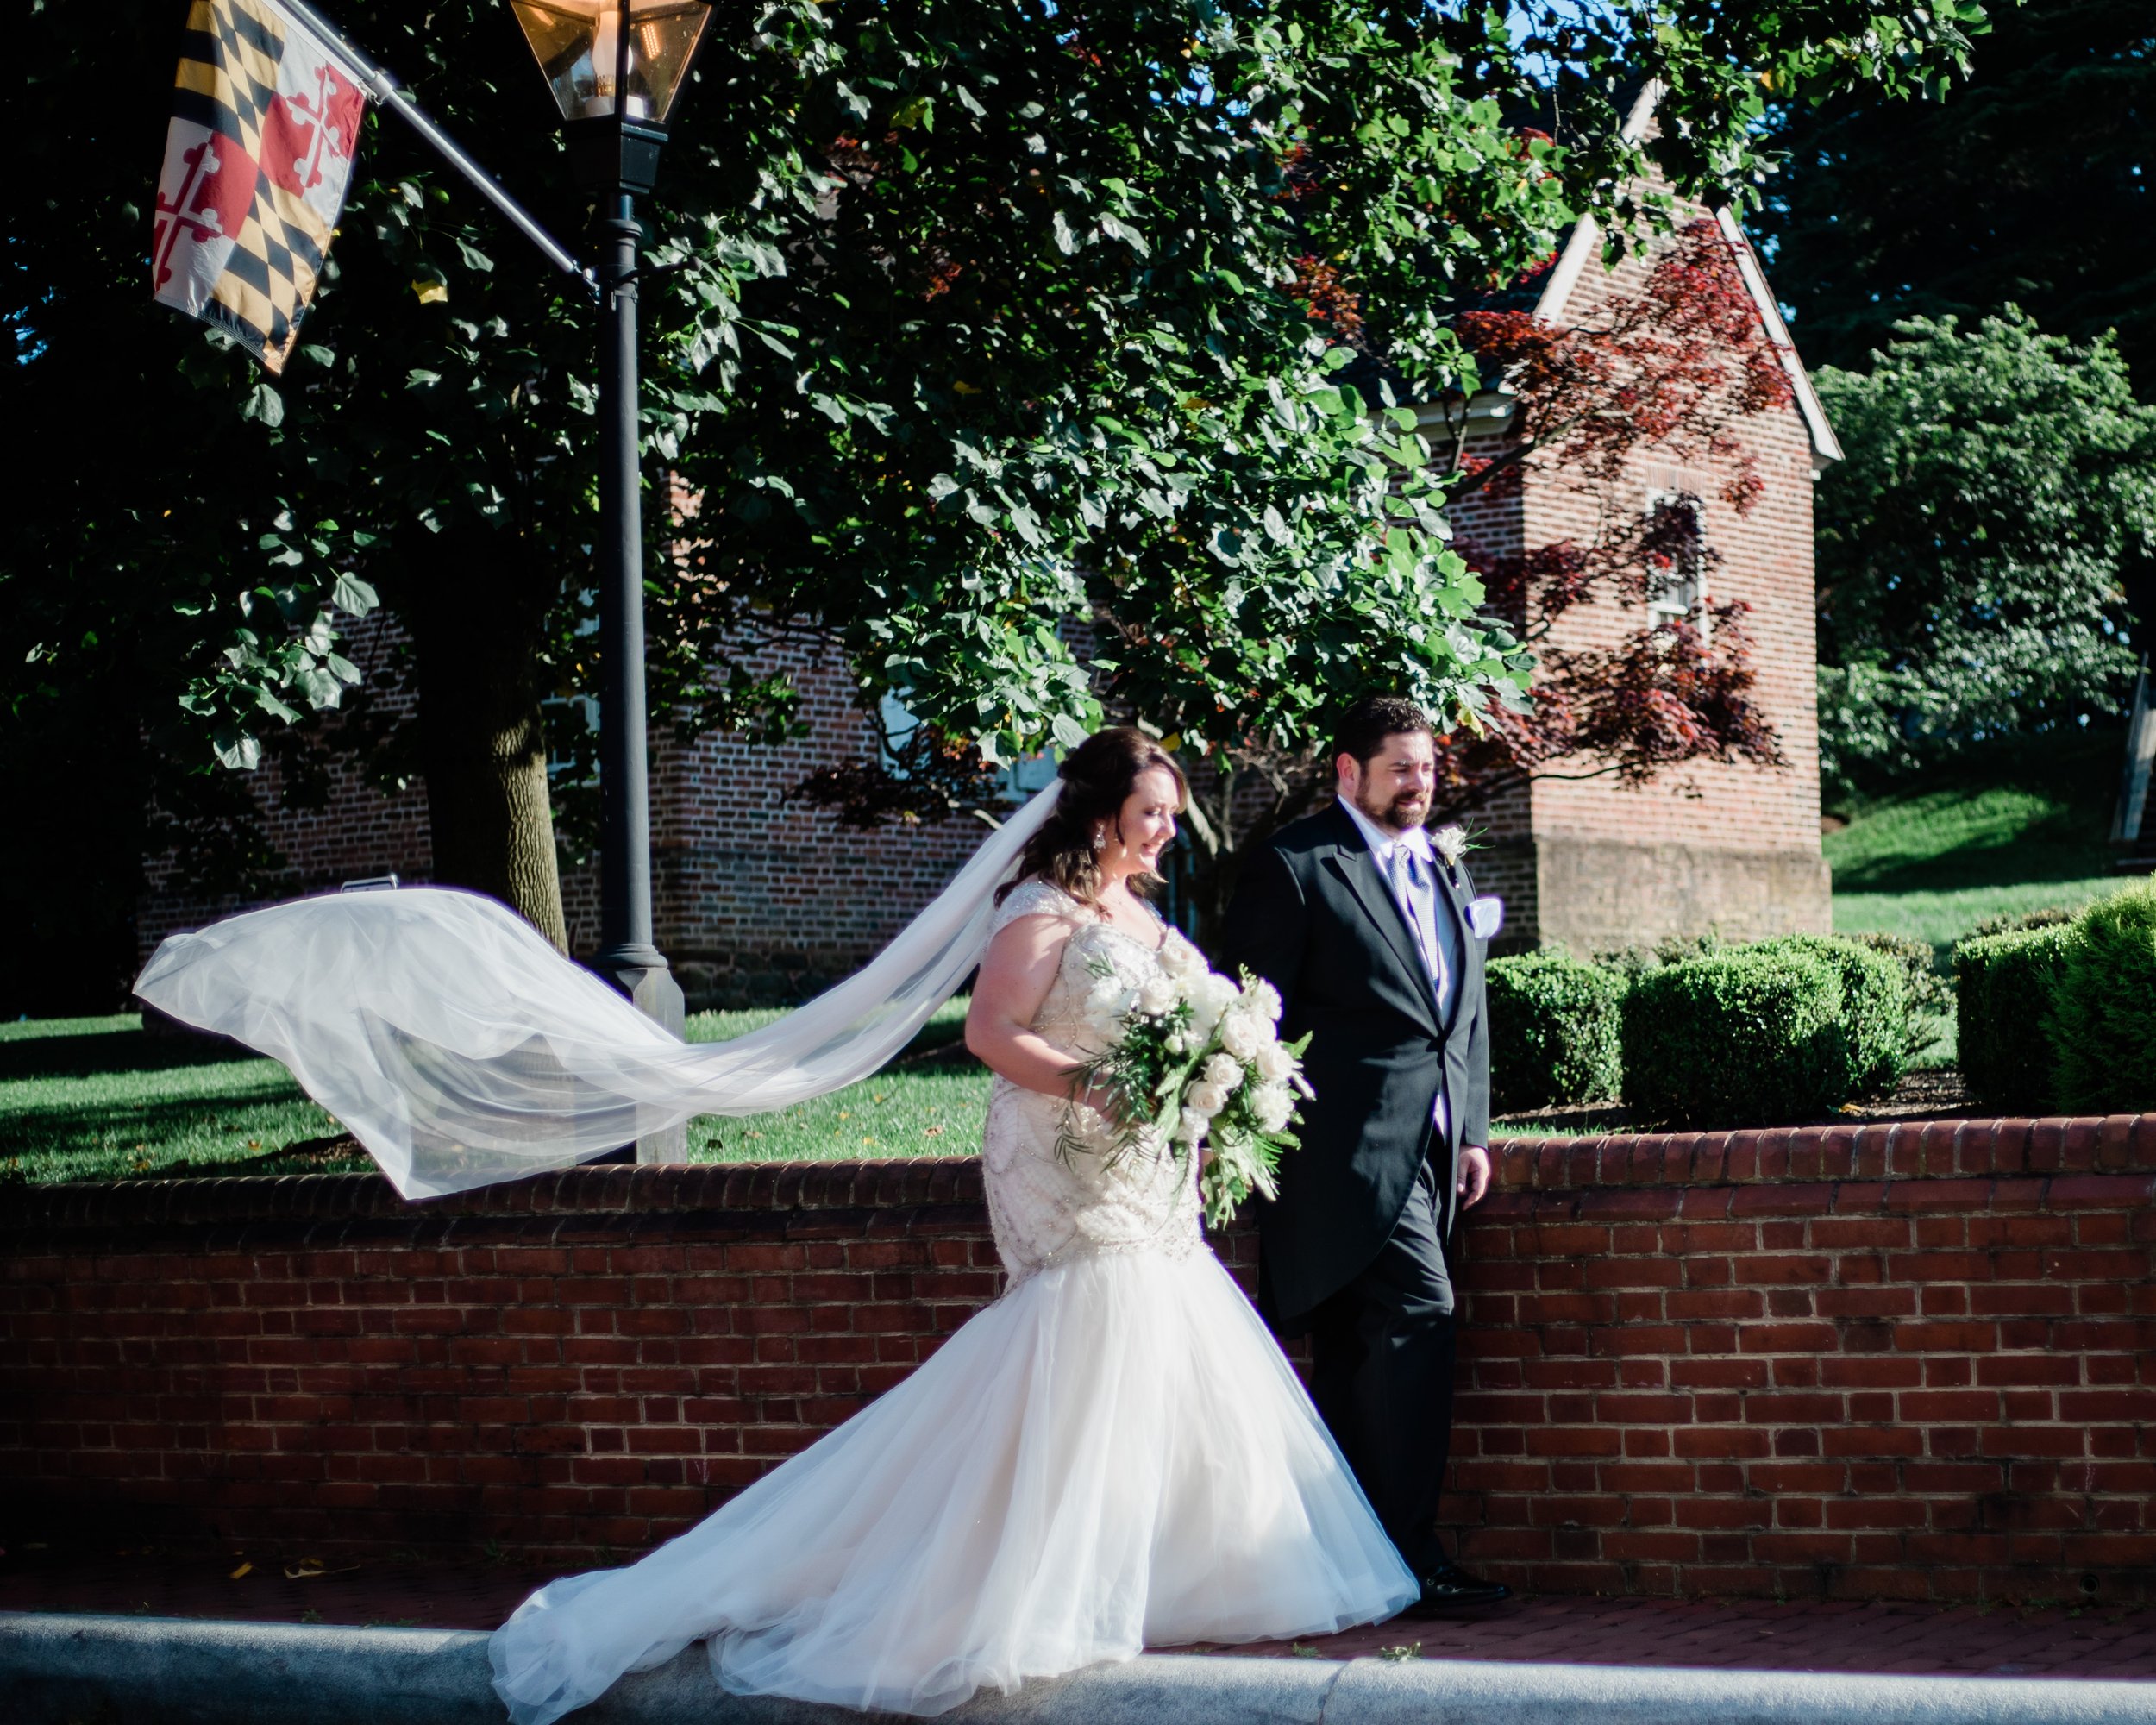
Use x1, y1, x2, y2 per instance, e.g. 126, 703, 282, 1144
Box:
1811, 308, 2154, 788
1757, 0, 2156, 390
3, 0, 1995, 1003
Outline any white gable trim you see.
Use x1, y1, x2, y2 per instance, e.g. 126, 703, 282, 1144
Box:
1530, 214, 1605, 328
1528, 83, 1842, 468
1714, 205, 1844, 467
1531, 82, 1662, 328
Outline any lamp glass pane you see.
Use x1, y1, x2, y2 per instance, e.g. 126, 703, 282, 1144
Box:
508, 0, 711, 122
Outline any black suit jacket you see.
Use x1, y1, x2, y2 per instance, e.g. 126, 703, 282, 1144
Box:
1217, 802, 1491, 1323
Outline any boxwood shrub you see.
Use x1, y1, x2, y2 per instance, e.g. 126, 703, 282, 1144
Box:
1750, 934, 1909, 1095
1953, 924, 2073, 1113
1620, 948, 1850, 1128
1487, 951, 1626, 1113
1843, 929, 1951, 1064
1844, 930, 1952, 1019
2052, 882, 2156, 1114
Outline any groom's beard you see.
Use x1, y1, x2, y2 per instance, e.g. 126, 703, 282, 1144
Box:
1351, 786, 1430, 834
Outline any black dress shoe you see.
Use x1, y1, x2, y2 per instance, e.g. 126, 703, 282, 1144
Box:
1402, 1564, 1512, 1615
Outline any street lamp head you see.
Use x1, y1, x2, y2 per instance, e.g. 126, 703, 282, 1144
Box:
508, 0, 711, 191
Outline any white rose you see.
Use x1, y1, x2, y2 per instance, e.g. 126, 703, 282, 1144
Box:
1136, 975, 1178, 1016
1203, 1052, 1244, 1088
1188, 973, 1239, 1040
1251, 1083, 1294, 1132
1255, 1040, 1295, 1083
1184, 1080, 1229, 1118
1158, 934, 1205, 979
1219, 1010, 1263, 1059
1175, 1107, 1209, 1145
1242, 978, 1283, 1023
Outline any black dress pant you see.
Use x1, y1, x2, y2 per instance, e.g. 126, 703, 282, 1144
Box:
1302, 1157, 1456, 1578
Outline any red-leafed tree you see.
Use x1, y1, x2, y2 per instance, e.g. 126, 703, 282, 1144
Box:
1428, 217, 1795, 818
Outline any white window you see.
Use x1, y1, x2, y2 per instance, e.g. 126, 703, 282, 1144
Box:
1643, 487, 1709, 637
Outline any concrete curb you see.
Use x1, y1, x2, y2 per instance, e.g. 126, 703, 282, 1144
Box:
3, 1612, 2154, 1725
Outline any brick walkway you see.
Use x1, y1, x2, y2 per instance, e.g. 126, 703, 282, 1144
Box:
3, 1545, 2152, 1681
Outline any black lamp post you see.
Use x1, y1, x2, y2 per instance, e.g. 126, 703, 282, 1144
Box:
510, 0, 711, 1150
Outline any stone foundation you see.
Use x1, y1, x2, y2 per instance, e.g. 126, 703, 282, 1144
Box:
1486, 834, 1833, 957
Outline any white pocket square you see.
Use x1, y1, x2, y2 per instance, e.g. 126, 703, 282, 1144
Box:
1465, 895, 1504, 940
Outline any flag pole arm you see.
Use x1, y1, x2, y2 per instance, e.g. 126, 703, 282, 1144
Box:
277, 0, 598, 298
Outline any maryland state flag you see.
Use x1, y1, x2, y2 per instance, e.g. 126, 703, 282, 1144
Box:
152, 0, 367, 373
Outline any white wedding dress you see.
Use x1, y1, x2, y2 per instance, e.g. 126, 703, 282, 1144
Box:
486, 881, 1417, 1723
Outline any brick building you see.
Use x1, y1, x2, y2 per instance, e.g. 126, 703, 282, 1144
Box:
138, 626, 995, 1008
1436, 184, 1840, 955
140, 97, 1838, 995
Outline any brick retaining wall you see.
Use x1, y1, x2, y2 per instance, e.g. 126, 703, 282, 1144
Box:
2, 1116, 2151, 1605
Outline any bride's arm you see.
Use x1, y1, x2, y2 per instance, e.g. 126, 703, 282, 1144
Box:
965, 915, 1105, 1106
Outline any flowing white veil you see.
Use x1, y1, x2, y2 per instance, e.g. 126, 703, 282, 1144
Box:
135, 780, 1063, 1200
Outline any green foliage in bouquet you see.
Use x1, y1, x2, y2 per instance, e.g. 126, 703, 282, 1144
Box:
1485, 952, 1626, 1113
2051, 882, 2156, 1115
1953, 922, 2073, 1112
1620, 948, 1851, 1128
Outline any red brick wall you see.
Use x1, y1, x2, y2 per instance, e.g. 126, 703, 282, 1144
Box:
4, 1117, 2150, 1603
1448, 1118, 2156, 1604
633, 638, 990, 1007
137, 616, 434, 962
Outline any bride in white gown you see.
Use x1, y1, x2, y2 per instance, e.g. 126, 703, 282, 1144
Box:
486, 730, 1415, 1722
131, 726, 1416, 1723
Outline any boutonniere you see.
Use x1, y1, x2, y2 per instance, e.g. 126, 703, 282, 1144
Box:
1432, 824, 1470, 869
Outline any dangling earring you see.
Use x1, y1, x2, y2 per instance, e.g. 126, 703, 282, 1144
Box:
1092, 827, 1107, 852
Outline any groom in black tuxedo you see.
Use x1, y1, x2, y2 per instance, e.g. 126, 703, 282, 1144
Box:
1219, 695, 1508, 1614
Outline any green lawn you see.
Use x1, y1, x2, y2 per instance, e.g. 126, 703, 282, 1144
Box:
683, 1000, 987, 1163
1827, 732, 2134, 952
0, 1014, 349, 1184
1823, 735, 2140, 1069
0, 1001, 985, 1185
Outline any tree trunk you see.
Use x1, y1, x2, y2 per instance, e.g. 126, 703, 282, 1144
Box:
403, 531, 570, 952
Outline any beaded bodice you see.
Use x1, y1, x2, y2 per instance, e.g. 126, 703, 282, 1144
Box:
980, 880, 1202, 1283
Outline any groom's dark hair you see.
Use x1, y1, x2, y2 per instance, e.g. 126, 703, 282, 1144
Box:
1332, 696, 1434, 769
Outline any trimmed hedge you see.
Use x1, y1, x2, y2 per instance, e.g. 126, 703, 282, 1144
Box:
2053, 881, 2156, 1114
1487, 951, 1626, 1113
1844, 930, 1952, 1019
1954, 924, 2073, 1113
1970, 903, 2078, 940
1843, 929, 1951, 1064
1621, 948, 1850, 1128
1750, 934, 1909, 1095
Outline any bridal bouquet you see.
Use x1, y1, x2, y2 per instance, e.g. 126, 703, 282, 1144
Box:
1062, 931, 1312, 1227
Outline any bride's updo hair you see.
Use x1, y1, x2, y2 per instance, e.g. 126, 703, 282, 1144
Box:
998, 727, 1188, 907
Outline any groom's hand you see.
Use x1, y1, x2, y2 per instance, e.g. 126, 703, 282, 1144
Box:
1457, 1145, 1492, 1208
